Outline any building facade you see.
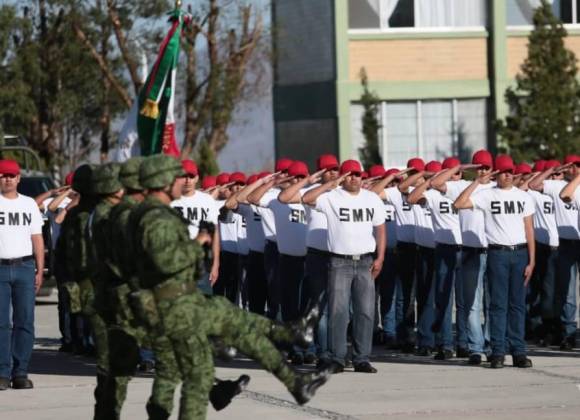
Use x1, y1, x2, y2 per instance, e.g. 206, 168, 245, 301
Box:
272, 0, 580, 168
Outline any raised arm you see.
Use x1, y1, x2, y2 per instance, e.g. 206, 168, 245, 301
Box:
518, 172, 540, 192
247, 178, 276, 206
398, 171, 424, 193
225, 178, 265, 209
454, 170, 497, 210
279, 169, 325, 204
528, 164, 572, 192
302, 173, 348, 207
47, 188, 73, 213
407, 178, 431, 205
560, 172, 580, 203
370, 168, 412, 199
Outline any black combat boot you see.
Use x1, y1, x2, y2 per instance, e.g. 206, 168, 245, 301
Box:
290, 368, 331, 405
146, 399, 171, 420
209, 375, 251, 411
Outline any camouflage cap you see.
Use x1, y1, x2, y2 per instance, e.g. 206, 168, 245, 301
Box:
93, 162, 123, 195
120, 156, 145, 191
72, 164, 95, 195
139, 154, 185, 189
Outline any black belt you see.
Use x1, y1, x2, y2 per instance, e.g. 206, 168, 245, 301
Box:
559, 238, 579, 245
436, 243, 462, 251
488, 244, 527, 251
307, 247, 329, 256
536, 242, 558, 251
0, 256, 34, 266
462, 246, 487, 254
329, 252, 372, 261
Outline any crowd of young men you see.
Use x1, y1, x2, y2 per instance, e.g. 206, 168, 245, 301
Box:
0, 148, 579, 419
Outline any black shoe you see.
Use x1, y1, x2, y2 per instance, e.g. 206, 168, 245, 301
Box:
401, 342, 415, 354
353, 362, 378, 373
291, 352, 304, 366
560, 338, 575, 351
138, 360, 155, 373
0, 377, 9, 391
11, 377, 33, 389
489, 355, 505, 369
415, 346, 433, 357
384, 337, 400, 350
319, 361, 343, 374
468, 354, 482, 365
344, 359, 353, 369
434, 349, 454, 360
210, 375, 250, 411
512, 355, 533, 368
58, 342, 73, 353
456, 347, 470, 358
291, 369, 330, 405
303, 352, 317, 365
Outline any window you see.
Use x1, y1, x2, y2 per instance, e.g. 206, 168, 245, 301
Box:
350, 99, 488, 166
507, 0, 580, 26
348, 0, 486, 30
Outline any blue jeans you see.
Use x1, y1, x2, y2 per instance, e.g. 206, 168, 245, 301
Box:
433, 244, 464, 351
0, 260, 36, 379
305, 250, 330, 360
416, 246, 435, 348
555, 238, 580, 341
264, 241, 280, 320
378, 249, 402, 338
328, 255, 375, 366
487, 248, 528, 357
461, 247, 487, 355
396, 242, 417, 345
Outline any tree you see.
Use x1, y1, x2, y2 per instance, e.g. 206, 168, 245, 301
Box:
496, 0, 580, 162
358, 67, 382, 169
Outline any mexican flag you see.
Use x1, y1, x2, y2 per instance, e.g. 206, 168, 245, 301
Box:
113, 7, 184, 161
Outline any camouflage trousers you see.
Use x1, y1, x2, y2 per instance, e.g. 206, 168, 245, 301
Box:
148, 293, 301, 420
89, 313, 109, 420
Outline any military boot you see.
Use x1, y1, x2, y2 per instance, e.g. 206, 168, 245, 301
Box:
146, 399, 170, 420
290, 368, 331, 406
271, 305, 320, 348
209, 375, 251, 411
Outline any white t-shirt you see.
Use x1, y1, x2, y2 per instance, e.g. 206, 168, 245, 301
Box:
542, 180, 580, 240
171, 191, 220, 239
445, 180, 495, 248
471, 187, 535, 246
219, 210, 239, 253
413, 204, 435, 248
260, 190, 307, 257
256, 188, 279, 241
0, 193, 43, 258
236, 213, 249, 256
315, 188, 384, 255
42, 196, 72, 249
528, 190, 559, 247
385, 203, 398, 249
573, 189, 580, 232
301, 184, 330, 252
236, 203, 265, 253
384, 187, 415, 243
423, 189, 462, 245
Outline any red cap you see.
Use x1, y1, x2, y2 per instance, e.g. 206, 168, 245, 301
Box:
201, 176, 217, 190
494, 155, 515, 173
361, 171, 369, 180
275, 158, 293, 172
216, 172, 231, 186
425, 161, 442, 173
544, 159, 561, 170
340, 159, 362, 175
564, 154, 580, 165
258, 171, 271, 179
407, 157, 425, 172
247, 174, 259, 185
368, 165, 386, 178
533, 160, 546, 172
316, 154, 339, 170
64, 171, 74, 186
0, 159, 20, 175
288, 161, 309, 177
385, 168, 401, 177
442, 157, 461, 170
181, 160, 198, 176
472, 150, 493, 169
229, 172, 246, 185
515, 163, 532, 175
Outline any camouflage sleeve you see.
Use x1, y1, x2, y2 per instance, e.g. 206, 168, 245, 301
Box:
140, 211, 200, 277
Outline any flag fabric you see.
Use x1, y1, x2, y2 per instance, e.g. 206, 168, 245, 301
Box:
137, 8, 183, 157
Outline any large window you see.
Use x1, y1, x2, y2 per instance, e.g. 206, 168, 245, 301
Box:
507, 0, 580, 26
350, 99, 488, 167
348, 0, 487, 30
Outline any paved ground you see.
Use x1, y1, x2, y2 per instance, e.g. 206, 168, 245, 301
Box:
1, 293, 580, 419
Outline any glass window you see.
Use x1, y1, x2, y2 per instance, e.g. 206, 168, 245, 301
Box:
348, 0, 486, 30
421, 101, 453, 162
507, 0, 579, 26
456, 99, 487, 163
384, 102, 418, 166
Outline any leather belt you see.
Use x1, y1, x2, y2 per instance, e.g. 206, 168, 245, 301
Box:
488, 244, 527, 251
462, 246, 487, 254
559, 238, 579, 245
0, 256, 34, 266
329, 252, 373, 261
307, 247, 329, 256
436, 243, 463, 251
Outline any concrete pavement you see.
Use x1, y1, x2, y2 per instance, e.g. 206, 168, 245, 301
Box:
1, 293, 579, 419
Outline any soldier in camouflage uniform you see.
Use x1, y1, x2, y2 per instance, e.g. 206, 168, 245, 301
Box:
128, 155, 330, 420
103, 157, 249, 420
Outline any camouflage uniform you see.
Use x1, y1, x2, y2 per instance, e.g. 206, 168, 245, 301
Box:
129, 155, 329, 420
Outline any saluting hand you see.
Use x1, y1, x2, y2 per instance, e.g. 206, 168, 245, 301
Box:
478, 170, 498, 183
332, 172, 350, 188
308, 169, 326, 184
